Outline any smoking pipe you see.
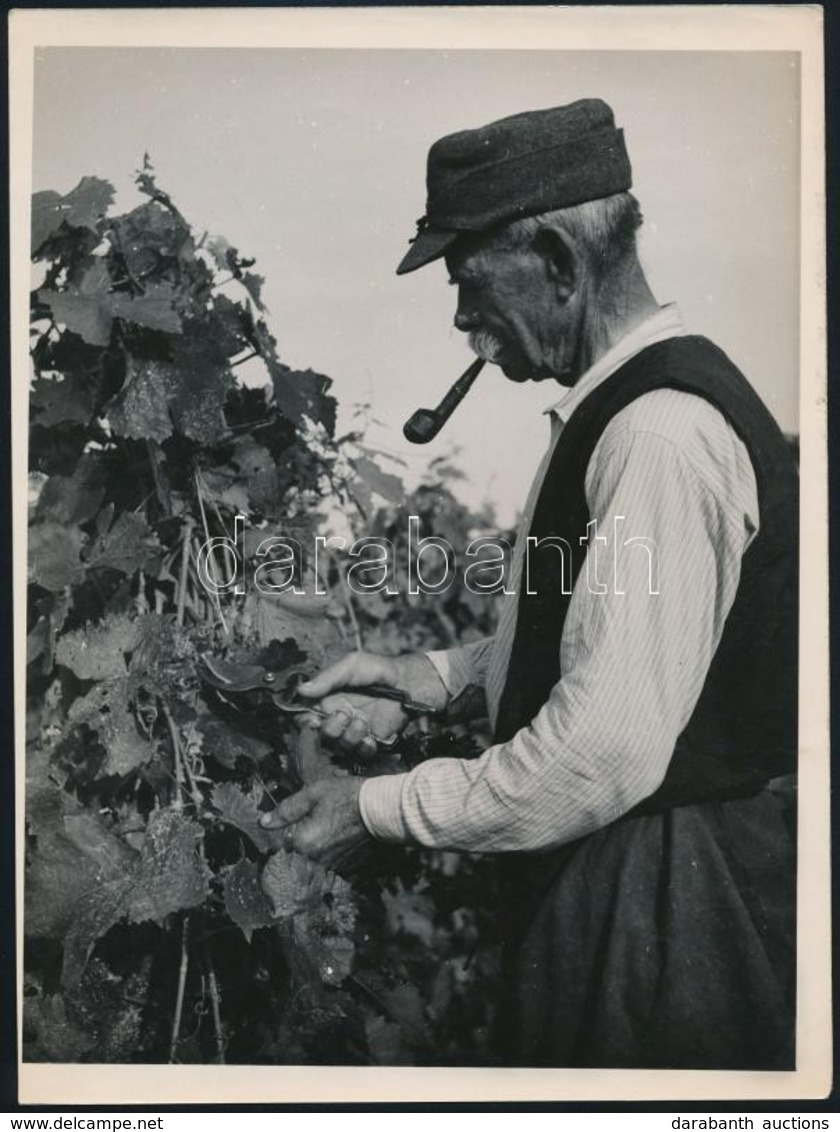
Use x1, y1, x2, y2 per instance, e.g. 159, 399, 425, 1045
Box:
403, 357, 486, 444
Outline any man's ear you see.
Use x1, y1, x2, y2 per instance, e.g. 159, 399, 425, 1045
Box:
533, 225, 580, 301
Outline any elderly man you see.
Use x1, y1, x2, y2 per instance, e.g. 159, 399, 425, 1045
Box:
261, 100, 798, 1069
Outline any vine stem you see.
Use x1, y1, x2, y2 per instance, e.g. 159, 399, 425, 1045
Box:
339, 570, 363, 652
169, 915, 190, 1063
176, 517, 195, 629
164, 706, 202, 809
146, 440, 172, 514
193, 469, 229, 634
205, 949, 226, 1064
164, 705, 184, 812
231, 350, 259, 368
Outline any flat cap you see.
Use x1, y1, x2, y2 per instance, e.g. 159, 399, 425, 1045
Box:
397, 98, 632, 275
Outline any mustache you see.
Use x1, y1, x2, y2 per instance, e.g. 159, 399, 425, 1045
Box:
468, 329, 504, 364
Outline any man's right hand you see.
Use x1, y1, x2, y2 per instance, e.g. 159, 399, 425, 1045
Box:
297, 651, 449, 755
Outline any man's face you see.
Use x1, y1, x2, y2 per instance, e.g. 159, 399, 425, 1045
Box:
444, 232, 578, 384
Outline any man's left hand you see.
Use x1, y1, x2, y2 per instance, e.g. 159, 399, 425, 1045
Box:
259, 777, 372, 873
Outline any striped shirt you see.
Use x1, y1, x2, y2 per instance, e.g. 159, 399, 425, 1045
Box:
359, 306, 760, 851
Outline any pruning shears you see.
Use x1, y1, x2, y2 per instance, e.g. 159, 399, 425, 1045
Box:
197, 653, 438, 751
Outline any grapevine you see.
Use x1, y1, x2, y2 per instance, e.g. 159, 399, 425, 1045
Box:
25, 166, 504, 1065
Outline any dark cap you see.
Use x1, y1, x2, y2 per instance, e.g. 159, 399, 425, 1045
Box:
396, 98, 632, 275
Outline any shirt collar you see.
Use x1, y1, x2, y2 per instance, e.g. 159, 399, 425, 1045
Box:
544, 303, 688, 423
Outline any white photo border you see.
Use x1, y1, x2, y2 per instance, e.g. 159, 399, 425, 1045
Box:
9, 4, 829, 1105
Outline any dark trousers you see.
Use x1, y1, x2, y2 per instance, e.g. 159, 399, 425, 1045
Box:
498, 787, 796, 1068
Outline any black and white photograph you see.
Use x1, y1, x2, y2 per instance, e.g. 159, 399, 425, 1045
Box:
10, 5, 829, 1106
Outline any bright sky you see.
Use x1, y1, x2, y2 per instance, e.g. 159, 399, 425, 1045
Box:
33, 47, 800, 526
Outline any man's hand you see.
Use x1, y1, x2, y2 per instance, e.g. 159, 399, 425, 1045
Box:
297, 650, 449, 755
258, 777, 371, 873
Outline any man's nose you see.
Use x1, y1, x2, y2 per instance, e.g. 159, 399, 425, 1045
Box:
454, 304, 480, 334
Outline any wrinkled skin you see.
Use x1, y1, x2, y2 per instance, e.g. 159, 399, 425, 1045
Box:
445, 227, 585, 384
259, 765, 370, 873
259, 654, 448, 866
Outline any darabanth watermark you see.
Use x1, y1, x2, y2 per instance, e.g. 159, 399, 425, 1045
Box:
195, 514, 660, 599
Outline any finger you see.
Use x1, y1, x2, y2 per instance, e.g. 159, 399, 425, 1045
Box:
291, 817, 325, 861
281, 825, 297, 853
358, 734, 379, 758
320, 708, 351, 741
341, 716, 370, 750
298, 652, 392, 698
318, 693, 359, 716
296, 655, 357, 698
259, 788, 315, 829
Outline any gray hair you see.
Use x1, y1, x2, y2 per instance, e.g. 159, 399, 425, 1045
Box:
500, 191, 643, 284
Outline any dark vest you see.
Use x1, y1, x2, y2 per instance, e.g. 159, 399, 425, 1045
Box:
494, 335, 799, 814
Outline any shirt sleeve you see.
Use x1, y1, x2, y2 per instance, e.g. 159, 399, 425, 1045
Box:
360, 394, 759, 851
425, 637, 495, 700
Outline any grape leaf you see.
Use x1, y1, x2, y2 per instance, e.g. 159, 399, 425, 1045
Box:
64, 810, 135, 873
230, 435, 275, 480
100, 717, 155, 778
205, 234, 237, 274
25, 832, 93, 939
320, 873, 357, 936
28, 800, 208, 980
66, 677, 154, 777
243, 592, 342, 662
222, 858, 275, 942
381, 983, 429, 1042
35, 458, 104, 525
86, 511, 161, 575
108, 282, 181, 334
28, 522, 85, 592
109, 335, 231, 445
112, 197, 187, 262
25, 774, 66, 840
31, 176, 114, 255
55, 614, 141, 681
25, 802, 135, 940
300, 928, 355, 987
364, 1014, 405, 1065
170, 335, 234, 444
261, 848, 354, 924
128, 613, 200, 698
59, 177, 115, 231
107, 356, 174, 442
350, 455, 405, 505
200, 470, 250, 516
62, 875, 135, 986
261, 849, 322, 919
381, 884, 436, 947
211, 293, 252, 356
40, 263, 181, 348
206, 236, 266, 311
271, 364, 337, 436
23, 994, 94, 1061
78, 960, 147, 1062
126, 809, 210, 925
195, 714, 271, 770
31, 190, 65, 255
347, 478, 373, 519
240, 271, 266, 312
30, 372, 95, 428
211, 782, 277, 854
288, 868, 357, 986
39, 260, 114, 346
27, 617, 49, 666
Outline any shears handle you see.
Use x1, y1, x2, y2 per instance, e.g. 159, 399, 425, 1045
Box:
344, 684, 440, 717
